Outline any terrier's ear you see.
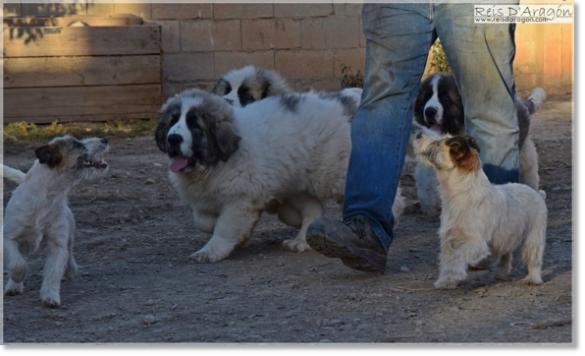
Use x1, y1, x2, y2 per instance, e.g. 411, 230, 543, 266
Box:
447, 136, 470, 162
35, 144, 62, 168
465, 135, 480, 153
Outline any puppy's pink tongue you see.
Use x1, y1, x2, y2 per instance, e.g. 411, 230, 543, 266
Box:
169, 156, 189, 172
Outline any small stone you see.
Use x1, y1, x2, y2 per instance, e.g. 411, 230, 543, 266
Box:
153, 162, 163, 168
55, 321, 63, 327
143, 315, 156, 325
145, 178, 155, 185
145, 299, 154, 306
400, 266, 410, 272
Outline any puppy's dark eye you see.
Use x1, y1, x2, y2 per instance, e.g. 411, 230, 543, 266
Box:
240, 94, 255, 106
224, 83, 232, 95
170, 114, 179, 126
72, 140, 85, 149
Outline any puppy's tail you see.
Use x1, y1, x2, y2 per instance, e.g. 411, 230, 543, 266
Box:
1, 164, 26, 185
525, 87, 547, 114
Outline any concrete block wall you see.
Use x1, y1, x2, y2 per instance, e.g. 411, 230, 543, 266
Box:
4, 2, 573, 100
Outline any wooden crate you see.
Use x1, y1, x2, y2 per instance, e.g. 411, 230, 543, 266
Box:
3, 15, 162, 124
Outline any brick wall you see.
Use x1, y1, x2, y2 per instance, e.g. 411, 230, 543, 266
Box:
3, 2, 573, 100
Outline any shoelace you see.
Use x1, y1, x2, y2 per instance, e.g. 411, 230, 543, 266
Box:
345, 216, 368, 239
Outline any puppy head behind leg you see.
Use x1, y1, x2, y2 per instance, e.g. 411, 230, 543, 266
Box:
35, 135, 109, 180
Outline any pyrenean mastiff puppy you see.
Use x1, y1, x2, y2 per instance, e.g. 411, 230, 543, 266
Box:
155, 89, 404, 263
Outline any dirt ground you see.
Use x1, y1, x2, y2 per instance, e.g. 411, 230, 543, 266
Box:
1, 95, 573, 344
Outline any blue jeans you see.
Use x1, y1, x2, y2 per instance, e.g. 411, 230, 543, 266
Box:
343, 2, 519, 251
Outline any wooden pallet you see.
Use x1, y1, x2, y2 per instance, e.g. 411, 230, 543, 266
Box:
3, 15, 162, 124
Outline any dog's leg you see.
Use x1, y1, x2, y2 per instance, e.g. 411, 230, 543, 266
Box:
282, 195, 323, 252
392, 187, 407, 229
494, 252, 513, 280
414, 162, 441, 217
63, 208, 78, 281
521, 219, 547, 285
435, 234, 490, 289
275, 201, 302, 228
3, 236, 28, 296
519, 138, 540, 191
40, 233, 69, 307
191, 207, 218, 234
191, 204, 261, 263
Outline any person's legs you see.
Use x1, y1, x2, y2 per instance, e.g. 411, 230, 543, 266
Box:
435, 2, 519, 184
307, 3, 435, 272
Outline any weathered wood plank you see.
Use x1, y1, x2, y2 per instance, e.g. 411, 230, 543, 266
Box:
4, 84, 161, 123
3, 15, 143, 28
3, 23, 161, 57
4, 55, 161, 88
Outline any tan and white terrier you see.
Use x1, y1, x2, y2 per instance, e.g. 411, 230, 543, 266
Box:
410, 124, 547, 289
2, 135, 109, 307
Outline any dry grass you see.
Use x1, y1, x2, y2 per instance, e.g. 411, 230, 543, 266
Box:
3, 119, 156, 142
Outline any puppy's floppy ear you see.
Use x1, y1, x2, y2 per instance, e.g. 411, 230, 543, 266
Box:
35, 144, 62, 167
464, 135, 480, 153
212, 121, 241, 162
261, 81, 271, 99
212, 79, 230, 96
155, 120, 170, 153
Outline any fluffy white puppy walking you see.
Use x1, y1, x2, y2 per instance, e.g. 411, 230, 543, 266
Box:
3, 135, 109, 307
411, 125, 547, 289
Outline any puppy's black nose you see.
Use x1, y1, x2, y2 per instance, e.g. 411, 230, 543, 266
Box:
167, 134, 183, 146
100, 138, 108, 144
425, 107, 437, 118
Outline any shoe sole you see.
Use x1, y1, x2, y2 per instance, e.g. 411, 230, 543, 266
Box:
307, 231, 385, 273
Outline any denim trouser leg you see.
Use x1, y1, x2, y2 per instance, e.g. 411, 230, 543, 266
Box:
435, 3, 519, 184
343, 4, 434, 252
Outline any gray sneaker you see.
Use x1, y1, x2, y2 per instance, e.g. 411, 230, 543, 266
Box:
306, 215, 387, 273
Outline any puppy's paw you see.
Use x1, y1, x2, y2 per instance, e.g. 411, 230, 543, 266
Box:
4, 280, 24, 296
40, 291, 61, 308
420, 202, 441, 217
282, 238, 311, 253
434, 278, 459, 290
190, 249, 226, 263
521, 276, 543, 285
64, 263, 78, 281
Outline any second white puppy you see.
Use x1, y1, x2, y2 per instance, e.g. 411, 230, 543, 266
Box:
411, 125, 547, 289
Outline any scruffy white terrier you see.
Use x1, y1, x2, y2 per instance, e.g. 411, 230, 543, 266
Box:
2, 135, 109, 307
410, 125, 547, 289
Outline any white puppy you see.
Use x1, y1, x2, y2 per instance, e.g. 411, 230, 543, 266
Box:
411, 125, 547, 289
155, 89, 405, 262
3, 136, 109, 307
